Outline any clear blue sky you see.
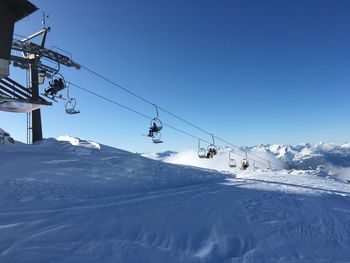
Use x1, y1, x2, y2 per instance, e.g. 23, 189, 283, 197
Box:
2, 0, 349, 152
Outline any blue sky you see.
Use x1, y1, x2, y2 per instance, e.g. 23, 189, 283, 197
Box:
2, 0, 349, 152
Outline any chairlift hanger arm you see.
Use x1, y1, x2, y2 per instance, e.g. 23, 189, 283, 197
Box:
152, 104, 159, 118
229, 150, 235, 160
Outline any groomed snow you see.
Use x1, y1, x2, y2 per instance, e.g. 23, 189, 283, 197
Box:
1, 136, 350, 262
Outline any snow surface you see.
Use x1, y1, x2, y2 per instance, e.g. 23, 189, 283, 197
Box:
1, 135, 350, 262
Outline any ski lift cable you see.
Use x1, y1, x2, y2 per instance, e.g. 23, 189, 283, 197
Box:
67, 81, 271, 168
214, 136, 283, 168
81, 65, 282, 168
80, 65, 282, 168
67, 81, 211, 144
68, 82, 152, 120
14, 33, 27, 38
155, 105, 282, 167
12, 34, 278, 167
81, 65, 154, 105
81, 65, 217, 139
153, 105, 283, 168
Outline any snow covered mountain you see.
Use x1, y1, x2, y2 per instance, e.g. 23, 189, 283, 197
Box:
1, 134, 350, 262
249, 143, 350, 169
142, 142, 350, 182
142, 143, 350, 169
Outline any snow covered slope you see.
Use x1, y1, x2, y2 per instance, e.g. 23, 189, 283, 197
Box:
140, 150, 177, 161
1, 136, 350, 262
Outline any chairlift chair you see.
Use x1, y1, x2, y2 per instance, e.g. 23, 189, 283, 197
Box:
241, 159, 250, 170
197, 139, 207, 158
43, 72, 66, 101
207, 145, 218, 157
64, 84, 80, 114
47, 73, 66, 93
150, 118, 162, 132
241, 149, 250, 170
149, 105, 162, 132
206, 134, 218, 158
228, 151, 237, 168
147, 105, 163, 143
151, 131, 163, 144
65, 98, 80, 114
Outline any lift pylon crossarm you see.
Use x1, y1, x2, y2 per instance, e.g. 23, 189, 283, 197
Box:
11, 55, 57, 74
11, 39, 80, 69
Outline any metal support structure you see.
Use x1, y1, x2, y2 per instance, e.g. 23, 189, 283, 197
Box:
1, 0, 80, 143
26, 69, 32, 144
10, 28, 80, 143
29, 60, 42, 142
27, 111, 32, 144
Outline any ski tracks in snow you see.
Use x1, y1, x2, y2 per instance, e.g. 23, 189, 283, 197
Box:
1, 165, 350, 261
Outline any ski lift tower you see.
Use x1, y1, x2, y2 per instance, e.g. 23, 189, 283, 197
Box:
0, 0, 81, 143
